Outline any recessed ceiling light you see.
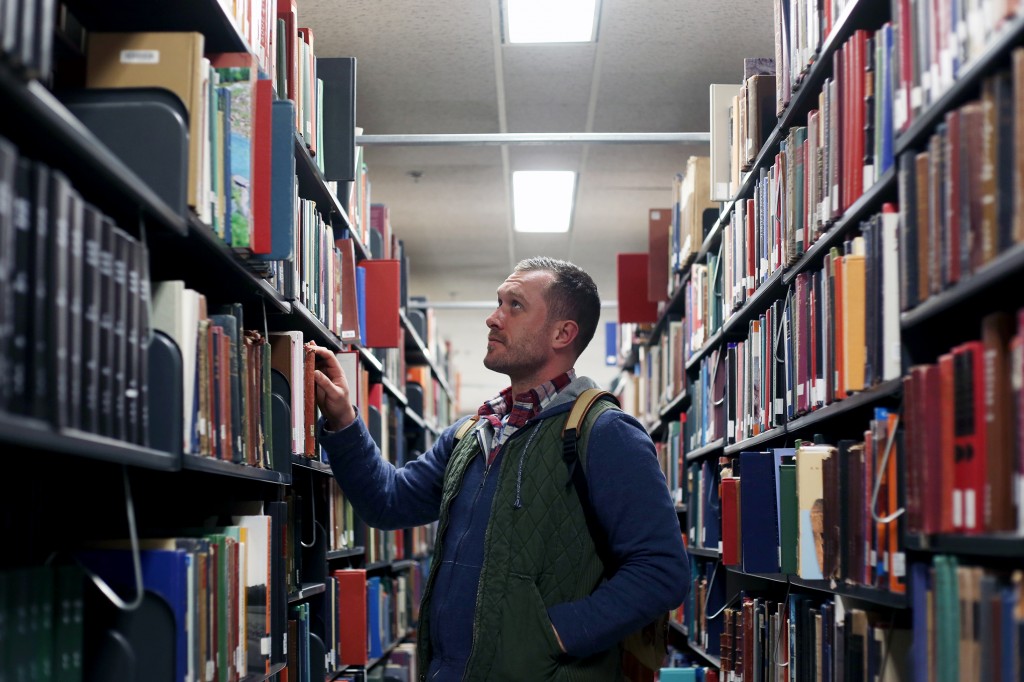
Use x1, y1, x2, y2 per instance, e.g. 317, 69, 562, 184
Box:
505, 0, 598, 44
512, 170, 576, 233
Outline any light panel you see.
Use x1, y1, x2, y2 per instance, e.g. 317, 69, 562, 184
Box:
506, 0, 598, 43
512, 170, 576, 233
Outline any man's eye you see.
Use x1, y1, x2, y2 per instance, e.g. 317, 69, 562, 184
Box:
511, 300, 523, 309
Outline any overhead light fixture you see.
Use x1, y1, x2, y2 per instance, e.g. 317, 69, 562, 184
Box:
505, 0, 598, 43
512, 170, 576, 233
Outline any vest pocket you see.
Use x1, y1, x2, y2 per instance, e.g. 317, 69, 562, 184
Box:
489, 574, 562, 681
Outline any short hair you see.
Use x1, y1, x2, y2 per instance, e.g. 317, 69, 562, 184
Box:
514, 257, 600, 357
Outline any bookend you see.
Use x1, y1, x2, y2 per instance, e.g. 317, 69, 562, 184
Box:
146, 330, 183, 460
308, 632, 327, 681
301, 521, 328, 584
59, 87, 189, 217
270, 368, 293, 476
84, 589, 176, 682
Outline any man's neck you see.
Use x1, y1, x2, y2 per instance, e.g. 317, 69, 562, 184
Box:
507, 363, 575, 397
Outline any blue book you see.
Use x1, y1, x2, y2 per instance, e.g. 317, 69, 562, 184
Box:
367, 576, 383, 659
217, 87, 232, 244
356, 265, 367, 346
739, 450, 781, 573
879, 23, 894, 176
604, 321, 617, 366
659, 668, 696, 681
253, 100, 296, 261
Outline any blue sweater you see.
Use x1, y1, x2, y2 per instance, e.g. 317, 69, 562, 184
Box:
319, 378, 689, 679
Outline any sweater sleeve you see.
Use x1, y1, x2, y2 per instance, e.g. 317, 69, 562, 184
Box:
546, 410, 690, 658
318, 414, 470, 531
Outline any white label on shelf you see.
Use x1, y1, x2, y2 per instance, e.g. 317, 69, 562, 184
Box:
294, 427, 302, 447
953, 490, 964, 529
205, 661, 214, 682
728, 420, 735, 437
220, 424, 226, 441
120, 49, 160, 64
775, 398, 783, 414
815, 379, 825, 402
260, 637, 271, 656
831, 187, 839, 213
761, 258, 769, 276
719, 540, 723, 553
820, 200, 829, 225
911, 86, 923, 110
234, 647, 243, 672
965, 489, 977, 530
863, 166, 874, 192
893, 552, 906, 578
869, 547, 876, 570
283, 631, 288, 656
797, 384, 805, 397
341, 330, 356, 339
651, 210, 662, 220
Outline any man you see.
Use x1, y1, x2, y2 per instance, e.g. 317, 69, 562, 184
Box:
313, 257, 688, 681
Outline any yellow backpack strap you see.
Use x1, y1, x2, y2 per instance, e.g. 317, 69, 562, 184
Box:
562, 388, 619, 441
453, 415, 481, 442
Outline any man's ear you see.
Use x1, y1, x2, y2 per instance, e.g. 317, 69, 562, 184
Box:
551, 319, 579, 351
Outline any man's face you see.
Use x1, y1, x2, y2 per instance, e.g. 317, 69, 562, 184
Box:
483, 269, 556, 378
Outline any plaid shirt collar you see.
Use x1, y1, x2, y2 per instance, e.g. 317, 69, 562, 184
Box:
477, 369, 576, 461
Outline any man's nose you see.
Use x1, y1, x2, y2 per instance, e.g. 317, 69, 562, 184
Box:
486, 308, 501, 329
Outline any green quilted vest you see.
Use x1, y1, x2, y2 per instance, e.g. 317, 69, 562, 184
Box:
416, 402, 624, 682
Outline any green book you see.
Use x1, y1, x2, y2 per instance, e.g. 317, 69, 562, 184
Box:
778, 461, 798, 574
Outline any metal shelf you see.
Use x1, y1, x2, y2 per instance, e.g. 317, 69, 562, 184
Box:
686, 639, 722, 669
291, 455, 333, 476
658, 390, 690, 422
288, 582, 327, 604
788, 577, 908, 609
724, 426, 786, 456
326, 547, 365, 561
0, 412, 181, 471
275, 300, 344, 352
182, 454, 290, 484
400, 310, 455, 401
685, 438, 725, 463
904, 532, 1024, 558
785, 378, 902, 435
241, 662, 287, 682
292, 132, 356, 242
381, 377, 408, 407
687, 546, 722, 560
722, 266, 788, 337
685, 328, 727, 375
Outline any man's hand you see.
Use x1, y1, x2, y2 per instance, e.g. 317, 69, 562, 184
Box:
310, 344, 357, 431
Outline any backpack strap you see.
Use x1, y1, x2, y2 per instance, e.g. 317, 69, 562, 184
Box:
560, 389, 620, 576
453, 415, 481, 442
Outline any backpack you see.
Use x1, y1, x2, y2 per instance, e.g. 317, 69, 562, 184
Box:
453, 388, 669, 678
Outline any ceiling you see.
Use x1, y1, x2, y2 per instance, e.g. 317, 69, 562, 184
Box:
301, 0, 775, 411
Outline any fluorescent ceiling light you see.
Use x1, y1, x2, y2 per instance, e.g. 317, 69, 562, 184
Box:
513, 170, 576, 233
506, 0, 598, 43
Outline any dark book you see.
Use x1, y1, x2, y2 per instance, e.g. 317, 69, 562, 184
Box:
896, 151, 918, 311
0, 137, 15, 412
10, 158, 34, 412
47, 170, 72, 429
125, 236, 141, 444
137, 237, 150, 447
97, 217, 116, 438
111, 228, 131, 441
80, 204, 103, 434
29, 163, 49, 420
66, 188, 84, 430
210, 312, 243, 463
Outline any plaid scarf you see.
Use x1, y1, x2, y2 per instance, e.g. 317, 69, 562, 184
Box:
476, 369, 576, 465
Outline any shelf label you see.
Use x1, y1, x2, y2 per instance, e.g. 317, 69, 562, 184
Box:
260, 637, 271, 656
120, 49, 160, 64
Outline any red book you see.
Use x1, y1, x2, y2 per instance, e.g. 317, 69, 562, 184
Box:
720, 477, 741, 565
252, 78, 273, 254
276, 0, 299, 109
616, 253, 657, 324
937, 353, 956, 533
361, 259, 401, 348
647, 208, 672, 303
952, 341, 987, 533
333, 569, 368, 665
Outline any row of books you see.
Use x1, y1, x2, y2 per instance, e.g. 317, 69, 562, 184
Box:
0, 564, 83, 681
72, 504, 289, 682
327, 568, 422, 669
683, 208, 900, 450
903, 309, 1024, 535
897, 52, 1024, 311
0, 0, 54, 80
719, 591, 909, 682
891, 0, 1020, 133
0, 139, 151, 445
668, 157, 718, 295
774, 0, 858, 116
910, 557, 1024, 682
